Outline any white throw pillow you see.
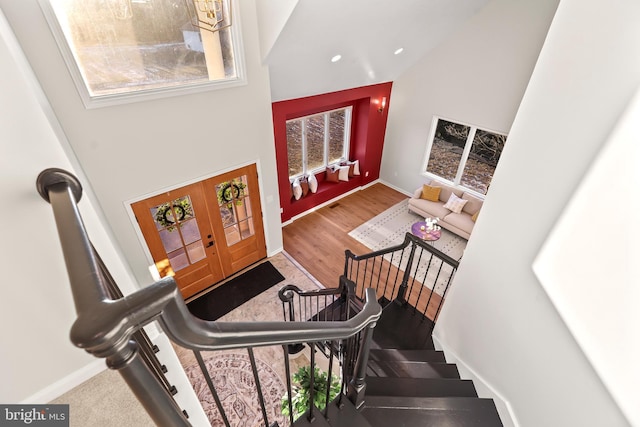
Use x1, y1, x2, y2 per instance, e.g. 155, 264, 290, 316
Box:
292, 178, 302, 200
338, 166, 350, 182
443, 192, 468, 214
350, 160, 360, 175
308, 173, 318, 193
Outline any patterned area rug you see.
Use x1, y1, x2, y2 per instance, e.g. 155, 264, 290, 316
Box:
348, 199, 467, 295
184, 352, 286, 427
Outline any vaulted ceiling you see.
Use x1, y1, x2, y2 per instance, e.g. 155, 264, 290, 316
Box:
257, 0, 490, 101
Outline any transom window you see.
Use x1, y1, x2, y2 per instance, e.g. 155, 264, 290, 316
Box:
286, 107, 352, 179
40, 0, 244, 107
424, 117, 507, 195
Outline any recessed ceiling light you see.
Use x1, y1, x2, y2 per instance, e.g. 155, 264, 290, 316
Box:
394, 48, 404, 55
331, 54, 342, 63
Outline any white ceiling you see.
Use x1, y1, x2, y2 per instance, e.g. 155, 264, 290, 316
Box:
258, 0, 491, 101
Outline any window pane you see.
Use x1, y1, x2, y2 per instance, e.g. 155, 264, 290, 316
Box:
286, 121, 303, 176
328, 110, 346, 164
48, 0, 235, 97
305, 116, 325, 171
224, 224, 241, 246
461, 130, 506, 194
168, 248, 189, 272
186, 241, 206, 264
158, 228, 182, 253
179, 219, 201, 245
239, 219, 254, 239
426, 120, 469, 181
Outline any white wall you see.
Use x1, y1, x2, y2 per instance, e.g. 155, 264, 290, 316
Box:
255, 0, 299, 61
433, 0, 640, 425
380, 0, 559, 194
0, 9, 139, 403
0, 0, 283, 290
533, 87, 640, 427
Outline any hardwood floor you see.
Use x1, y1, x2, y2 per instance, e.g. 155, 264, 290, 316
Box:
283, 182, 448, 322
283, 183, 408, 289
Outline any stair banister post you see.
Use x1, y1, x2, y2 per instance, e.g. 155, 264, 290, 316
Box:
347, 320, 376, 410
396, 236, 417, 304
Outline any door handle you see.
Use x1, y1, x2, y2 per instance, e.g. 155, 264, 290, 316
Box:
206, 241, 214, 248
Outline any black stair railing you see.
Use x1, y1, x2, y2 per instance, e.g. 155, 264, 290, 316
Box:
36, 168, 382, 427
278, 275, 354, 323
279, 275, 381, 413
344, 232, 460, 328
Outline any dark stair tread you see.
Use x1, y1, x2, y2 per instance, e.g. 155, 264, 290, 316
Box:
292, 406, 333, 427
370, 348, 446, 363
365, 377, 477, 398
372, 302, 435, 350
323, 398, 372, 427
308, 299, 351, 322
361, 401, 503, 427
367, 360, 460, 379
364, 395, 499, 411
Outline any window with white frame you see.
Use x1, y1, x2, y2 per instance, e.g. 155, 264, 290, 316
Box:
40, 0, 244, 107
286, 107, 352, 179
424, 117, 507, 195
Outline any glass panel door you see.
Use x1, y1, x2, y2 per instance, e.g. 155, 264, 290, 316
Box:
131, 182, 224, 299
149, 195, 206, 274
204, 164, 267, 274
215, 175, 255, 246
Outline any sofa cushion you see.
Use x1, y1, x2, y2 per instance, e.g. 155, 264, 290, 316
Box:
443, 211, 475, 234
300, 177, 309, 197
430, 179, 464, 203
350, 159, 360, 175
326, 167, 339, 183
338, 165, 350, 181
421, 184, 441, 202
292, 178, 302, 200
462, 192, 483, 215
408, 198, 452, 219
308, 173, 318, 193
443, 193, 468, 214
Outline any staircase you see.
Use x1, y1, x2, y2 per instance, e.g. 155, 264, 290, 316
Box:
39, 168, 502, 427
276, 232, 504, 427
292, 300, 503, 427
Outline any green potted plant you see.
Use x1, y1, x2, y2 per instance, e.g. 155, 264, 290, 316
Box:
281, 366, 341, 420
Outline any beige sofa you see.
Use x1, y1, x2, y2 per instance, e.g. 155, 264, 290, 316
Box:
408, 179, 483, 240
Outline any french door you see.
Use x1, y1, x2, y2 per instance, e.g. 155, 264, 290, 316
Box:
131, 164, 267, 299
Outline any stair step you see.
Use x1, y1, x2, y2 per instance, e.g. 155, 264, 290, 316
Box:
361, 397, 503, 427
323, 398, 372, 427
292, 406, 333, 427
372, 302, 435, 350
367, 360, 460, 379
309, 299, 349, 322
366, 377, 477, 398
369, 348, 446, 363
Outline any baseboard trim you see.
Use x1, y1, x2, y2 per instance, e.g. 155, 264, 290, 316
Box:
376, 179, 413, 197
432, 334, 521, 427
21, 358, 106, 404
267, 247, 283, 258
282, 179, 381, 226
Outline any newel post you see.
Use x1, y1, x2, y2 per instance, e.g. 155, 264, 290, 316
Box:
347, 321, 376, 409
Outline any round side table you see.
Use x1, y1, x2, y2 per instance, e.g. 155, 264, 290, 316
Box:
411, 221, 441, 242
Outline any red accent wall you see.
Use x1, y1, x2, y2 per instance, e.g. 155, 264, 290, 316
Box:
272, 82, 393, 222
